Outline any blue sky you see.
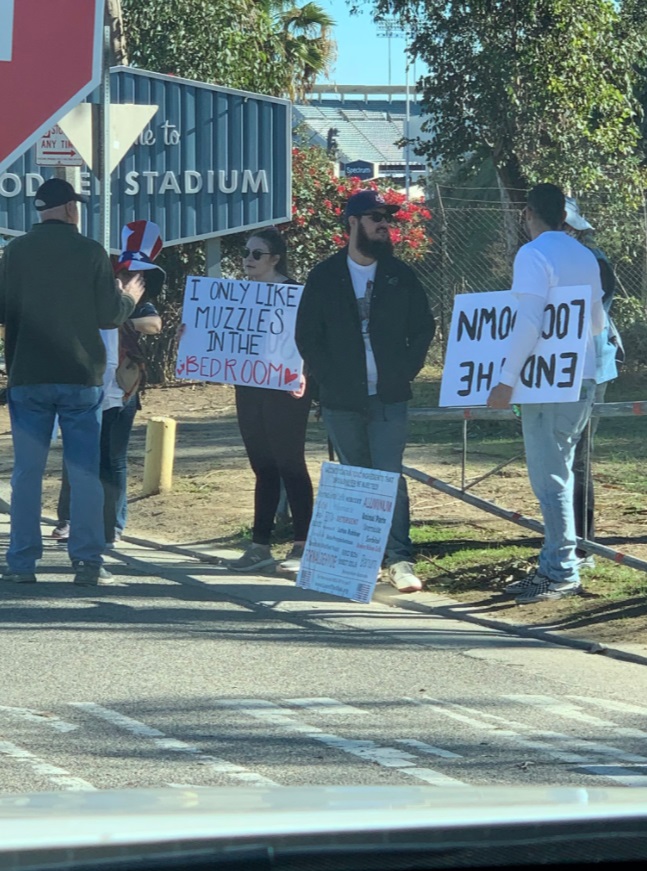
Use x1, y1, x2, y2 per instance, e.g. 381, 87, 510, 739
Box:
317, 0, 421, 86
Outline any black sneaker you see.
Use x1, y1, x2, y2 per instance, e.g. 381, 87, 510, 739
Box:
1, 570, 37, 584
73, 562, 115, 586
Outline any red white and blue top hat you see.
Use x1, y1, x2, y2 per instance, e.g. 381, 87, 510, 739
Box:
114, 220, 166, 295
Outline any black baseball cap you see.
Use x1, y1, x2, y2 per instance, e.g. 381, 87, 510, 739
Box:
34, 178, 89, 211
344, 189, 400, 220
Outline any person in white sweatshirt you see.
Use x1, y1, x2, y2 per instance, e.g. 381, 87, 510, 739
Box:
487, 183, 605, 604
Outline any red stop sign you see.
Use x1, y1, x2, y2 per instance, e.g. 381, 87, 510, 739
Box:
0, 0, 104, 175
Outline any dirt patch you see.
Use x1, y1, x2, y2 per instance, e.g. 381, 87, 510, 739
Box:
1, 379, 646, 652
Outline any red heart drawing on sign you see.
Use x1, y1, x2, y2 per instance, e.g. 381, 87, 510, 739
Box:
284, 368, 299, 385
177, 361, 185, 376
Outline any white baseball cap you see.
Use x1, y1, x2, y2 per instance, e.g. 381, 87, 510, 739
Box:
564, 196, 594, 231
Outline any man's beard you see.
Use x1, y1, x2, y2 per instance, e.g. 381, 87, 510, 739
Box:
356, 220, 393, 259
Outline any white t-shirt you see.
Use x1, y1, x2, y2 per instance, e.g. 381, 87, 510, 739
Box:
500, 231, 605, 386
101, 329, 124, 411
347, 255, 378, 395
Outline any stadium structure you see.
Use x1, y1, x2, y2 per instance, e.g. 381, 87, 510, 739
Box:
294, 85, 430, 189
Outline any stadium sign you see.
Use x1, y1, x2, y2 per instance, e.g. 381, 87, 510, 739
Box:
0, 68, 292, 249
343, 159, 377, 180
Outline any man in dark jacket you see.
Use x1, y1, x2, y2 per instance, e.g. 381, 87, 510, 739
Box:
0, 178, 143, 586
296, 190, 435, 592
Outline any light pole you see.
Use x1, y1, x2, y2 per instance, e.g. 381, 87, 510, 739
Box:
376, 18, 413, 198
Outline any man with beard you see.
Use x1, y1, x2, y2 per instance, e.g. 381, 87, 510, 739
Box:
296, 190, 435, 592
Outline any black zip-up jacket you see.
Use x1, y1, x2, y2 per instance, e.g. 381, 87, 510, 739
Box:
295, 248, 435, 411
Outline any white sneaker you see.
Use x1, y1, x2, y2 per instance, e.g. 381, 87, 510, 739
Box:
227, 544, 275, 572
278, 544, 304, 573
388, 561, 423, 593
577, 555, 596, 570
51, 521, 70, 542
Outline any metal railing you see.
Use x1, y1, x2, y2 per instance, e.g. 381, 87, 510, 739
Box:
404, 402, 647, 574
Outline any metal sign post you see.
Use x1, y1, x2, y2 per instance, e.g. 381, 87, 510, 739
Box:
376, 18, 414, 197
98, 23, 111, 252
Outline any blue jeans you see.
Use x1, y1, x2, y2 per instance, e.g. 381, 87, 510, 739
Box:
521, 379, 596, 584
7, 384, 105, 572
58, 394, 138, 541
322, 396, 412, 563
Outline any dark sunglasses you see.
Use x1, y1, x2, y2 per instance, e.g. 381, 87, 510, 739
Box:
362, 211, 394, 224
242, 247, 272, 260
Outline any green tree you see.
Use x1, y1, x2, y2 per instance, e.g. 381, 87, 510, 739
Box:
121, 0, 288, 93
366, 1, 647, 209
120, 0, 335, 99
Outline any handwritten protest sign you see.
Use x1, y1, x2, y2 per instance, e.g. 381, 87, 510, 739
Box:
440, 286, 592, 406
296, 462, 399, 604
175, 277, 304, 391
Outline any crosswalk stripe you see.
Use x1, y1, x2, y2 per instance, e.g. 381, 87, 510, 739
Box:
569, 696, 647, 719
571, 765, 647, 788
70, 702, 279, 787
408, 697, 647, 786
284, 698, 368, 716
218, 699, 469, 787
0, 738, 95, 791
405, 696, 592, 764
0, 705, 78, 733
445, 699, 647, 764
394, 739, 463, 759
506, 695, 647, 739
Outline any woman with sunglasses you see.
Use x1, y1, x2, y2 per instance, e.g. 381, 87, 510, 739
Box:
228, 227, 313, 573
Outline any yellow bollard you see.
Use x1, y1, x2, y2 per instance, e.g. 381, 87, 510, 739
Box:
142, 416, 177, 496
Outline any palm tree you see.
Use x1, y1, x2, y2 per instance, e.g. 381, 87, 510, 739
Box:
106, 0, 129, 66
268, 1, 337, 100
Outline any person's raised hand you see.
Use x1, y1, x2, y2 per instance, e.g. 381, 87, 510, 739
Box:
117, 272, 146, 304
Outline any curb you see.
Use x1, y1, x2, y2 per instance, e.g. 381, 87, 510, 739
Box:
371, 589, 647, 669
18, 507, 647, 670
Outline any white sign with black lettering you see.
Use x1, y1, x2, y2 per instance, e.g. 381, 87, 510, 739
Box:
296, 462, 399, 604
440, 286, 591, 406
176, 276, 304, 391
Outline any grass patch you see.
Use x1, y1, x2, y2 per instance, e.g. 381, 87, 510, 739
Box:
410, 520, 647, 604
414, 544, 537, 597
173, 473, 223, 495
411, 521, 538, 595
582, 561, 647, 600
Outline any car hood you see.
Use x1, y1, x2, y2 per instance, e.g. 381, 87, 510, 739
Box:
0, 785, 646, 852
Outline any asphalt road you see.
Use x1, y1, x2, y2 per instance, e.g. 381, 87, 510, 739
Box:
1, 518, 647, 796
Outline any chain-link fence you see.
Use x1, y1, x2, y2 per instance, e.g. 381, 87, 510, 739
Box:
133, 187, 647, 382
413, 187, 647, 345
